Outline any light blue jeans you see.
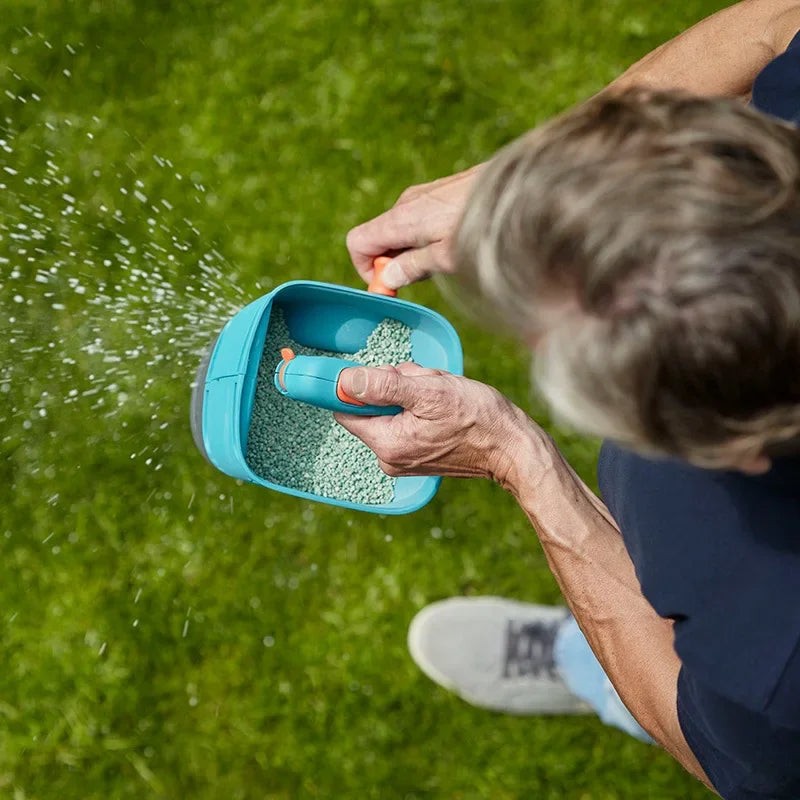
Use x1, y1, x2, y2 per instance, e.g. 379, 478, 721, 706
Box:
554, 616, 654, 743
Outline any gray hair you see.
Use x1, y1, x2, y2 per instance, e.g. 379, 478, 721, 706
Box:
454, 89, 800, 466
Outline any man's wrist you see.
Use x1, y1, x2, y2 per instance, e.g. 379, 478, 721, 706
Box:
490, 407, 560, 500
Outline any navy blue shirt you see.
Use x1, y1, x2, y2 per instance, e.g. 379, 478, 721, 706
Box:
597, 30, 800, 800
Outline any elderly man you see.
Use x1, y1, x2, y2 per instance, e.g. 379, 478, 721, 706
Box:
336, 1, 800, 797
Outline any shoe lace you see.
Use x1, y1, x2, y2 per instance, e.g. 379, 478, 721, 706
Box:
502, 618, 561, 679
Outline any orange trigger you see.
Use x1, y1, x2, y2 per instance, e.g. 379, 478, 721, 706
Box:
278, 347, 295, 391
336, 378, 366, 407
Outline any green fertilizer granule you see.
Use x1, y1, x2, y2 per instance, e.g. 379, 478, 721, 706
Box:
245, 308, 412, 504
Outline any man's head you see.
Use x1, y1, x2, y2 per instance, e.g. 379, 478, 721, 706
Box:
455, 88, 800, 470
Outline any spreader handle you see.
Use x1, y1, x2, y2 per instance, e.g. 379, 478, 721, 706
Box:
274, 352, 402, 416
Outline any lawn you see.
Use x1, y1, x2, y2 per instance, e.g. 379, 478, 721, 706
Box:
1, 1, 726, 798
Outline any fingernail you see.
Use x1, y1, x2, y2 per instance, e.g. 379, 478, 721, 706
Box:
382, 260, 406, 289
349, 368, 368, 398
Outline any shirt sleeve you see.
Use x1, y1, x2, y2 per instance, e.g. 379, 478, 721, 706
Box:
751, 27, 800, 122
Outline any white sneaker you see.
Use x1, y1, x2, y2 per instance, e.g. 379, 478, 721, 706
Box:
407, 596, 593, 715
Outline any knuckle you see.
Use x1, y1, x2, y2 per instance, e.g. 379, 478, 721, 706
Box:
345, 226, 362, 253
390, 203, 414, 230
397, 184, 421, 204
382, 214, 407, 245
372, 370, 398, 399
433, 239, 455, 273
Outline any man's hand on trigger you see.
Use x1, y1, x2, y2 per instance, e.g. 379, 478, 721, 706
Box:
333, 362, 533, 486
345, 164, 484, 290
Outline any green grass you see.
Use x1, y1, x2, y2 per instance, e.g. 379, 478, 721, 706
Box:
0, 1, 727, 797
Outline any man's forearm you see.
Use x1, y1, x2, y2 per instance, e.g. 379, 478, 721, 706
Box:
502, 419, 714, 791
607, 0, 800, 99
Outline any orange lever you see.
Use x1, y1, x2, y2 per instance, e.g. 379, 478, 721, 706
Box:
368, 256, 397, 297
336, 378, 366, 407
277, 347, 295, 391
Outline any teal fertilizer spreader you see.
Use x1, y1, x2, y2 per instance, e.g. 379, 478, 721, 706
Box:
190, 259, 463, 514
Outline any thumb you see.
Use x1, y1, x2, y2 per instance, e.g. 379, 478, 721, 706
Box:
338, 366, 419, 409
381, 244, 444, 289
